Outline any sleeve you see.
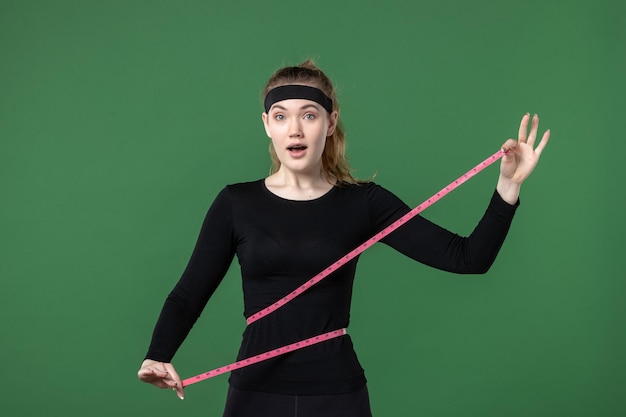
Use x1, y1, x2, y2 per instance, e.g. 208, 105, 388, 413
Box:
144, 187, 236, 362
366, 183, 519, 274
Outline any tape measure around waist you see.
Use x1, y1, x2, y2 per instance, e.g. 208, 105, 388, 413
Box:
182, 329, 346, 387
181, 149, 506, 387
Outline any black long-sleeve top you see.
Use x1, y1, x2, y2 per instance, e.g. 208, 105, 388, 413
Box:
145, 180, 518, 395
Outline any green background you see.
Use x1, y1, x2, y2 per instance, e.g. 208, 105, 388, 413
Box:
1, 0, 624, 416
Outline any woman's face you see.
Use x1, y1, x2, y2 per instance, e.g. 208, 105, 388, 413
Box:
262, 98, 338, 177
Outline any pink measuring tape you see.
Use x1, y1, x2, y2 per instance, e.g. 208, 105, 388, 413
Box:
182, 149, 507, 387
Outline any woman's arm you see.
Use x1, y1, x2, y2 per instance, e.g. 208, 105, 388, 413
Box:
371, 113, 550, 274
138, 188, 236, 397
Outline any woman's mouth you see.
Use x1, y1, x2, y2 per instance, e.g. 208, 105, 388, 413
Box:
287, 144, 308, 157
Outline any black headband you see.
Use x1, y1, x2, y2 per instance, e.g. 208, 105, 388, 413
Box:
264, 85, 333, 113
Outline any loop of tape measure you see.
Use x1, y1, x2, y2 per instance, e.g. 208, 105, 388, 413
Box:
182, 149, 506, 387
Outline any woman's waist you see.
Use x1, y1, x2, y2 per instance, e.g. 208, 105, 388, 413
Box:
229, 330, 366, 395
238, 321, 351, 360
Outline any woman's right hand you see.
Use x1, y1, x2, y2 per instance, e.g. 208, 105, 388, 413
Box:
137, 359, 184, 400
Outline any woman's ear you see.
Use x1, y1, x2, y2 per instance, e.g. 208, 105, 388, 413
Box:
327, 110, 339, 136
262, 112, 271, 138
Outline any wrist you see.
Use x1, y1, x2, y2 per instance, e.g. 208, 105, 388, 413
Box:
496, 175, 521, 205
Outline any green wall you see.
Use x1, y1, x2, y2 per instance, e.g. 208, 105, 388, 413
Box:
1, 0, 624, 416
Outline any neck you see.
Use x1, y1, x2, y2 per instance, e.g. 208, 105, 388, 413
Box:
265, 167, 335, 201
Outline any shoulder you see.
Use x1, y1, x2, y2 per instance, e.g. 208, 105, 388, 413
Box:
332, 182, 408, 218
225, 179, 264, 193
204, 180, 264, 211
221, 179, 265, 200
354, 182, 411, 225
334, 181, 377, 194
338, 181, 404, 204
214, 180, 268, 214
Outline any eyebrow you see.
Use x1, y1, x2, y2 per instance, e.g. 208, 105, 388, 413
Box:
271, 104, 321, 111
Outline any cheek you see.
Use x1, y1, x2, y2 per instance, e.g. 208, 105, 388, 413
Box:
267, 123, 288, 139
313, 137, 328, 156
314, 126, 329, 147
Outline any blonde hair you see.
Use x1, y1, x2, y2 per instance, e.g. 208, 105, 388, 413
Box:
262, 60, 366, 185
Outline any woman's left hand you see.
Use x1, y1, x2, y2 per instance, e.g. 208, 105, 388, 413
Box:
500, 113, 550, 184
497, 113, 550, 204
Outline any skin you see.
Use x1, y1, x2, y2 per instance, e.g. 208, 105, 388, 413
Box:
497, 113, 550, 204
137, 359, 185, 400
137, 109, 549, 400
262, 98, 339, 200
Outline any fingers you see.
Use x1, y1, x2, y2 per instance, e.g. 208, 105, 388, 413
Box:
500, 113, 550, 185
137, 361, 184, 399
518, 113, 539, 145
526, 114, 539, 147
516, 113, 549, 151
534, 128, 550, 156
500, 138, 518, 154
163, 363, 184, 400
518, 113, 530, 143
138, 366, 168, 383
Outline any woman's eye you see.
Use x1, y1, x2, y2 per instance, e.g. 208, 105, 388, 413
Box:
304, 113, 316, 120
274, 114, 285, 121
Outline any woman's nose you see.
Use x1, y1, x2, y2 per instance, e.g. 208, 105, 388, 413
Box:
288, 118, 303, 137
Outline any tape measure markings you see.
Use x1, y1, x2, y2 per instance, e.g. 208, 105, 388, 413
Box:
182, 329, 347, 387
246, 149, 505, 325
182, 149, 505, 387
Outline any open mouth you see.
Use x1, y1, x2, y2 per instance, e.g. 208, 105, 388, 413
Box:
287, 144, 307, 151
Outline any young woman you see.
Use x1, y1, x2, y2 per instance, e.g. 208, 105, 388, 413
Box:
138, 60, 550, 416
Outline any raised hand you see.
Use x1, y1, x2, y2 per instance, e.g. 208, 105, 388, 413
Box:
497, 113, 550, 204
